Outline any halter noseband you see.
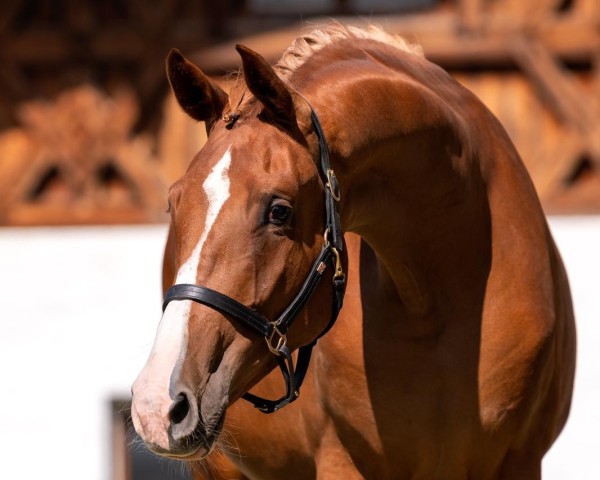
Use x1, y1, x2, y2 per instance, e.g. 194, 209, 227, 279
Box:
162, 108, 346, 413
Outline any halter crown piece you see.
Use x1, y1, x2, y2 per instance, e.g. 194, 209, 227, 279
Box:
162, 107, 346, 413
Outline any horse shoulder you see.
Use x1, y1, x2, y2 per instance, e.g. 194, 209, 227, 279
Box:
477, 223, 574, 452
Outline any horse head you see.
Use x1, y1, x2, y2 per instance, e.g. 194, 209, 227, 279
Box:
131, 46, 344, 460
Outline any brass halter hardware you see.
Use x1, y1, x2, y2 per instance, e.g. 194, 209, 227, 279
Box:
326, 169, 341, 202
332, 247, 345, 282
324, 227, 345, 283
266, 323, 287, 355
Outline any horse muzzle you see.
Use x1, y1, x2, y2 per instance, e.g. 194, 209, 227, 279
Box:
131, 378, 225, 460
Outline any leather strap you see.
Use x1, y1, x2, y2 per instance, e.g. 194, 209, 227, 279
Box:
161, 247, 343, 413
163, 284, 273, 338
311, 110, 343, 252
275, 246, 334, 334
241, 343, 314, 413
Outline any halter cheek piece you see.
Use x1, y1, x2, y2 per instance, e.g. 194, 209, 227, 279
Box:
162, 108, 346, 414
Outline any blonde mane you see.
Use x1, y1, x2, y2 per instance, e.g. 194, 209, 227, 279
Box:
274, 22, 424, 80
226, 22, 423, 117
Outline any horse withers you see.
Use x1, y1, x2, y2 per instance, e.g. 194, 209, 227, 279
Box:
131, 23, 575, 479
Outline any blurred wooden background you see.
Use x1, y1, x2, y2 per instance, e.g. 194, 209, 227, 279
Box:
0, 0, 598, 226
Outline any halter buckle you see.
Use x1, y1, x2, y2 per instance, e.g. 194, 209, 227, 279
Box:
326, 169, 341, 202
331, 247, 345, 282
266, 324, 287, 355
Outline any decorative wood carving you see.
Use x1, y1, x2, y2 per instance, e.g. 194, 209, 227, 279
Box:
0, 1, 598, 223
0, 86, 167, 225
0, 0, 211, 132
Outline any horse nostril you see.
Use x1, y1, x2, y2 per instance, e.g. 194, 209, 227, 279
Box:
169, 393, 190, 425
168, 388, 201, 442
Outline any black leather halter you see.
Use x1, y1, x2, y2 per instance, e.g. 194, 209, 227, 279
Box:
162, 108, 346, 413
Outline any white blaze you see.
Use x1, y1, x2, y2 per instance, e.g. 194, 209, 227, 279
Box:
145, 147, 232, 391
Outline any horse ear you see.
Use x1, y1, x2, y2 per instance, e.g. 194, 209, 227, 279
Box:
166, 49, 228, 128
235, 44, 298, 130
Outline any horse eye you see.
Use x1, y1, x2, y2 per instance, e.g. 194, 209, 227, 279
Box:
268, 203, 292, 225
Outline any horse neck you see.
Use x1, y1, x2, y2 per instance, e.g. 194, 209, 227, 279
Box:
302, 58, 499, 322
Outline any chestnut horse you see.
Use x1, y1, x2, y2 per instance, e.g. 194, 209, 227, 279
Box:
132, 24, 575, 479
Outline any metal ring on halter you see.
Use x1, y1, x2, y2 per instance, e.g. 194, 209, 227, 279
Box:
266, 324, 287, 355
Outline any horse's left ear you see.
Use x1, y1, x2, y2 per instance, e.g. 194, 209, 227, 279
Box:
236, 44, 299, 131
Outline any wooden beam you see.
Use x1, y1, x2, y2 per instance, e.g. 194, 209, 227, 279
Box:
529, 129, 585, 200
0, 29, 150, 63
457, 0, 485, 32
191, 11, 600, 73
511, 35, 600, 167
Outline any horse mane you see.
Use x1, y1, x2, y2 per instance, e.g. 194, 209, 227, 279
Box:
226, 22, 423, 117
274, 22, 424, 80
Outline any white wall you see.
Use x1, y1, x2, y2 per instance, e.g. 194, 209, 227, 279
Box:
543, 217, 600, 479
0, 225, 167, 480
0, 218, 597, 479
